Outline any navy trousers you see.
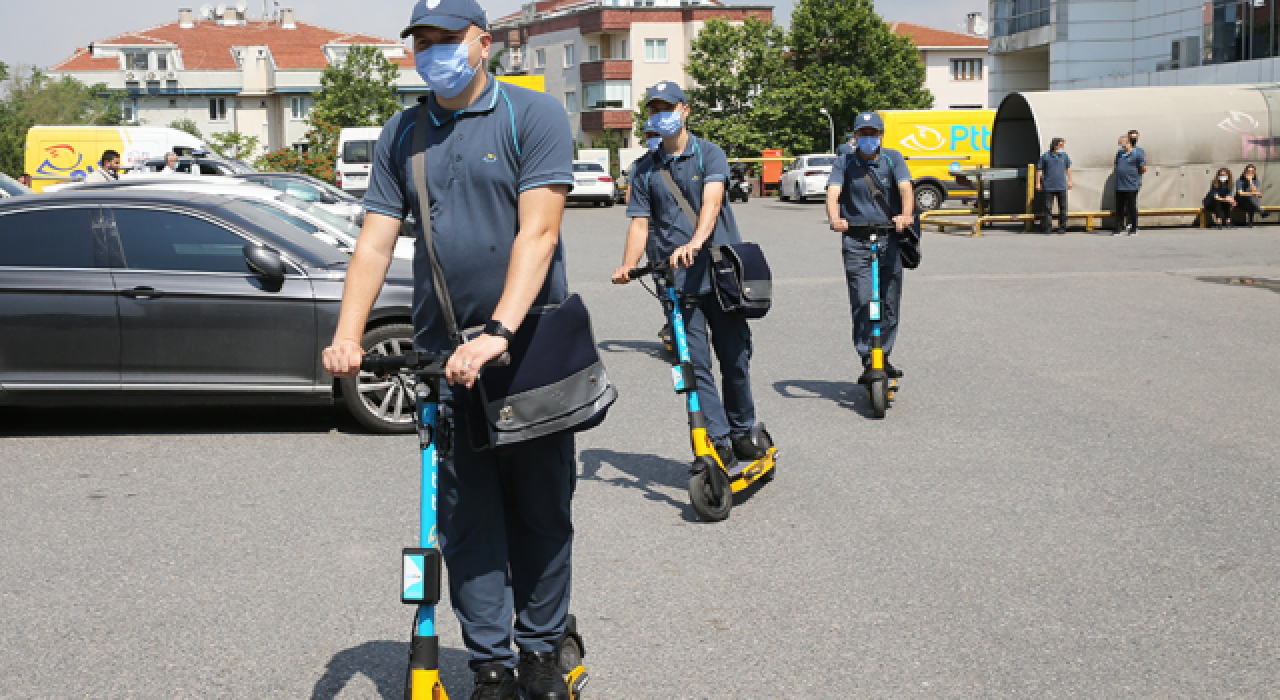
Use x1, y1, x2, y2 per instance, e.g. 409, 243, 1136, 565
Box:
842, 232, 903, 365
438, 400, 576, 670
682, 294, 757, 442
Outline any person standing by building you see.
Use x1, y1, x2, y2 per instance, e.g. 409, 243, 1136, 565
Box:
611, 81, 768, 469
825, 112, 913, 383
1112, 130, 1145, 236
84, 150, 121, 183
1035, 137, 1072, 234
322, 0, 581, 697
1236, 163, 1263, 227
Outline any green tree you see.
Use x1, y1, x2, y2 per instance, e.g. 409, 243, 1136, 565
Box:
684, 17, 787, 158
255, 120, 339, 182
0, 62, 126, 177
310, 45, 402, 129
168, 118, 202, 140
762, 0, 932, 154
206, 131, 260, 159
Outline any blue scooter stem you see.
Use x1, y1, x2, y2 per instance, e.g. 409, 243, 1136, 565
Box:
417, 400, 440, 638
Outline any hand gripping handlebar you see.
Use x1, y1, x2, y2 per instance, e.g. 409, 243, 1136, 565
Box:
360, 349, 511, 378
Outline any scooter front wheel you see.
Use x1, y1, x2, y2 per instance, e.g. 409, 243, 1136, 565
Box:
689, 466, 733, 522
869, 379, 888, 419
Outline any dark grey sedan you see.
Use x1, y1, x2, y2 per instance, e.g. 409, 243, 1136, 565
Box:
0, 189, 419, 433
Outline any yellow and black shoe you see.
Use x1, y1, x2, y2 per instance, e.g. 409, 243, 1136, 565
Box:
517, 651, 570, 700
471, 663, 518, 700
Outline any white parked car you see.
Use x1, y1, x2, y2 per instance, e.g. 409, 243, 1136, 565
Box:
779, 154, 838, 203
568, 161, 615, 207
336, 127, 383, 197
52, 177, 414, 260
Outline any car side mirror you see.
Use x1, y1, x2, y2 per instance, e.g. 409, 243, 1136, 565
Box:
244, 243, 285, 283
320, 192, 338, 204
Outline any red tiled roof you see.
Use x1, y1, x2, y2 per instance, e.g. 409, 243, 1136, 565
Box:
53, 19, 412, 72
889, 21, 988, 48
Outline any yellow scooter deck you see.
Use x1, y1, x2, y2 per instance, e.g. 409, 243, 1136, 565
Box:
727, 447, 778, 493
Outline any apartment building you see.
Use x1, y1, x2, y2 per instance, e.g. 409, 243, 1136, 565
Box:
49, 7, 428, 158
891, 19, 991, 109
490, 0, 773, 147
990, 0, 1280, 106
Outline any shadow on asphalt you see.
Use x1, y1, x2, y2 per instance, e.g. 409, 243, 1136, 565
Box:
597, 339, 671, 362
0, 404, 371, 437
772, 379, 876, 419
579, 448, 700, 521
311, 639, 471, 700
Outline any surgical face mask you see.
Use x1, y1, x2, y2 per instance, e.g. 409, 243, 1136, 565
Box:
856, 135, 881, 154
651, 109, 684, 137
1219, 176, 1229, 182
646, 136, 661, 152
416, 37, 481, 99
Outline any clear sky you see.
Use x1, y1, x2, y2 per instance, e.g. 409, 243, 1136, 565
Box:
1, 0, 987, 72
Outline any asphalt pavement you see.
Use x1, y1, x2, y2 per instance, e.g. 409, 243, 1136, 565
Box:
2, 198, 1279, 698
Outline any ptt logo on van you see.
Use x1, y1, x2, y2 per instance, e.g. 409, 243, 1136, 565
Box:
899, 126, 945, 151
898, 125, 991, 152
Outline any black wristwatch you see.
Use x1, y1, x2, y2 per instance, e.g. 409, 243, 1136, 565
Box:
481, 320, 514, 343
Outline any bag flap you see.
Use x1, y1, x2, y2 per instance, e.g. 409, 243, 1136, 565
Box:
479, 293, 601, 398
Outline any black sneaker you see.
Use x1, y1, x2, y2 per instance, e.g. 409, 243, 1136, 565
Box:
732, 434, 766, 461
517, 651, 570, 700
884, 361, 904, 379
471, 663, 518, 700
715, 441, 739, 470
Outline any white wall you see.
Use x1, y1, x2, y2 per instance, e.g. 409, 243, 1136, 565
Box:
923, 48, 989, 108
525, 27, 584, 141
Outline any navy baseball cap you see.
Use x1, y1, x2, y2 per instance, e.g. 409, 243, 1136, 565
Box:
853, 112, 884, 132
401, 0, 488, 36
644, 81, 687, 106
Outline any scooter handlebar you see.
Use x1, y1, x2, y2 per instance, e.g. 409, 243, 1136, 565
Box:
361, 349, 511, 376
628, 260, 672, 280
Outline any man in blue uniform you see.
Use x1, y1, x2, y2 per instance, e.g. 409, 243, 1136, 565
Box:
611, 81, 765, 469
1113, 129, 1146, 236
836, 132, 855, 156
1036, 137, 1072, 234
322, 0, 578, 697
825, 112, 914, 383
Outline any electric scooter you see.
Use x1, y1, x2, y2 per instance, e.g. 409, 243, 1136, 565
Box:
625, 260, 777, 522
860, 223, 900, 419
360, 351, 589, 700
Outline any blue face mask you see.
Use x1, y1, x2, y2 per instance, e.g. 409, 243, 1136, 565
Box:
652, 109, 684, 137
416, 38, 480, 99
857, 135, 881, 154
646, 136, 661, 152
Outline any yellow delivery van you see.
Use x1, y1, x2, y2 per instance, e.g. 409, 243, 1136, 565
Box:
25, 126, 211, 193
878, 109, 995, 211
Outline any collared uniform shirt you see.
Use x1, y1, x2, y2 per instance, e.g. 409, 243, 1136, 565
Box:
1037, 151, 1072, 191
363, 75, 575, 352
1114, 146, 1146, 192
626, 136, 742, 295
827, 148, 913, 226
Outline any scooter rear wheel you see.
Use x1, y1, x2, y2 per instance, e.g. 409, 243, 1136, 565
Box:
869, 379, 888, 419
689, 467, 733, 522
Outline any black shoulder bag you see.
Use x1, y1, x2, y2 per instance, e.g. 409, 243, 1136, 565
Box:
409, 103, 617, 451
655, 165, 772, 319
862, 157, 922, 270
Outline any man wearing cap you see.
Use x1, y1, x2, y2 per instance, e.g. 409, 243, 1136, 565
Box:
611, 82, 767, 470
825, 111, 913, 384
321, 0, 578, 698
836, 133, 855, 156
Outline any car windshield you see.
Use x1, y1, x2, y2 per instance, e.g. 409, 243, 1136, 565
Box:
573, 163, 605, 172
806, 157, 837, 167
280, 193, 361, 236
0, 173, 32, 196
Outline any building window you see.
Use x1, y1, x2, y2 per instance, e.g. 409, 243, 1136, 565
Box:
293, 143, 310, 154
290, 96, 310, 120
121, 102, 136, 123
166, 80, 178, 92
644, 38, 667, 62
951, 58, 983, 81
588, 45, 600, 62
156, 53, 168, 71
564, 43, 575, 67
536, 48, 546, 68
618, 38, 628, 59
1203, 1, 1273, 65
991, 0, 1050, 38
565, 91, 577, 114
209, 98, 227, 121
124, 51, 149, 71
169, 99, 178, 108
584, 81, 632, 109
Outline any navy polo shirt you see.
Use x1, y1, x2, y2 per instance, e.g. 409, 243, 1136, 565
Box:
827, 148, 913, 225
1114, 146, 1146, 192
626, 136, 742, 295
1037, 150, 1072, 191
363, 74, 575, 352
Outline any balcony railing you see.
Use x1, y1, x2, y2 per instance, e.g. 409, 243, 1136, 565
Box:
579, 59, 632, 82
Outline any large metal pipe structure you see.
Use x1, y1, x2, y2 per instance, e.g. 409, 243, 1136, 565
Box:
990, 85, 1280, 221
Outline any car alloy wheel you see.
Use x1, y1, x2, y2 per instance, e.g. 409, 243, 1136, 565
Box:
341, 323, 418, 433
